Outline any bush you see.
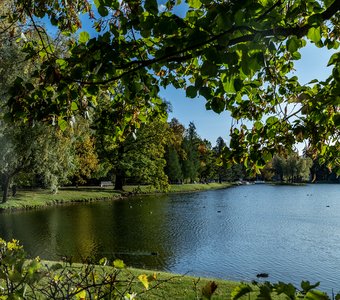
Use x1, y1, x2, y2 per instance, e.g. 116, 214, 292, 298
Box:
0, 239, 154, 299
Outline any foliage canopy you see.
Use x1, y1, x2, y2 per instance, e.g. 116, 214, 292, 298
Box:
2, 0, 340, 171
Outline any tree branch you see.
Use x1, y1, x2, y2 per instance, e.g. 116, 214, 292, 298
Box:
64, 0, 340, 85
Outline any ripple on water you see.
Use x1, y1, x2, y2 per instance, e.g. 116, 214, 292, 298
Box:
1, 185, 340, 293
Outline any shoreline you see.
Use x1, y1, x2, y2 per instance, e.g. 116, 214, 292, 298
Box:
0, 182, 233, 213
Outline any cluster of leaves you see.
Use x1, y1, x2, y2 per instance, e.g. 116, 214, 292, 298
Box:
231, 280, 335, 300
0, 0, 338, 173
0, 238, 166, 299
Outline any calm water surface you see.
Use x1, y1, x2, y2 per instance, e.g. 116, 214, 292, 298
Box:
1, 184, 340, 292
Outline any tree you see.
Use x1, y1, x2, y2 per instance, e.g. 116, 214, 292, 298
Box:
95, 116, 170, 190
213, 137, 228, 183
272, 155, 285, 182
119, 121, 170, 190
3, 0, 340, 171
165, 146, 183, 184
0, 8, 81, 201
181, 122, 200, 183
72, 120, 99, 185
197, 139, 215, 183
164, 118, 186, 183
271, 153, 313, 182
0, 122, 77, 202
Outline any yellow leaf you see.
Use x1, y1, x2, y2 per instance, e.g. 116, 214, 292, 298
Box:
138, 274, 149, 289
75, 289, 86, 300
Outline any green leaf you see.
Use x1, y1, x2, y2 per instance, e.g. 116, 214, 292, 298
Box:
292, 51, 302, 60
305, 290, 329, 300
221, 74, 236, 93
266, 116, 278, 125
301, 281, 320, 293
75, 290, 86, 300
188, 0, 202, 9
274, 282, 296, 298
201, 61, 218, 77
98, 5, 108, 17
79, 31, 90, 43
49, 263, 63, 271
262, 152, 272, 162
113, 259, 126, 269
199, 86, 212, 99
234, 10, 244, 25
211, 97, 225, 113
333, 114, 340, 127
258, 283, 273, 300
286, 36, 300, 53
145, 0, 158, 14
99, 257, 108, 266
186, 85, 197, 98
71, 102, 78, 111
58, 119, 68, 131
327, 53, 340, 66
324, 0, 334, 8
307, 27, 321, 43
56, 59, 67, 69
231, 284, 253, 300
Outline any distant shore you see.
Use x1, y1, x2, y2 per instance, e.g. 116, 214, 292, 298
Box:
0, 182, 233, 212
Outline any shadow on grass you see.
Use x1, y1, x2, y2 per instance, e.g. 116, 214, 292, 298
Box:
60, 187, 117, 193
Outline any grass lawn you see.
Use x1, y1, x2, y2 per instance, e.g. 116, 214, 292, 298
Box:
125, 267, 241, 299
0, 187, 121, 211
123, 182, 233, 193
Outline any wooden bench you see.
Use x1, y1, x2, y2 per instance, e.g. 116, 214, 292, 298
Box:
100, 181, 112, 187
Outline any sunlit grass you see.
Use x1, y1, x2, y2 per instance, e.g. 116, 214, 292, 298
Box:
123, 182, 233, 193
41, 260, 241, 299
0, 187, 120, 211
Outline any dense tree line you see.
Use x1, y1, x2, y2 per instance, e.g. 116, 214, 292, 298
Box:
0, 0, 339, 201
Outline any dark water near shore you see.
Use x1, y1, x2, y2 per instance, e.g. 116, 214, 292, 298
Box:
1, 184, 340, 292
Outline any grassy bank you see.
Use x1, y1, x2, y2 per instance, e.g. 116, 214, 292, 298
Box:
0, 183, 233, 212
39, 260, 241, 299
123, 182, 233, 194
125, 267, 241, 299
0, 187, 122, 211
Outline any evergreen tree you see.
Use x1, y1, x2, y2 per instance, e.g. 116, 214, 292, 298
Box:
213, 137, 228, 183
164, 146, 183, 184
181, 122, 200, 183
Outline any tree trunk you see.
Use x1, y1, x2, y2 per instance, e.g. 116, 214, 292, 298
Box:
114, 172, 124, 190
2, 175, 10, 203
114, 146, 125, 191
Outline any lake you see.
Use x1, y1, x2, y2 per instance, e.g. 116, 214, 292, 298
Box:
1, 184, 340, 292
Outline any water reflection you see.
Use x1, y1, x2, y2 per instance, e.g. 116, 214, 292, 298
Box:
1, 185, 340, 292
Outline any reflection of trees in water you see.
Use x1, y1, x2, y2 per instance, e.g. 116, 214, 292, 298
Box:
0, 192, 233, 271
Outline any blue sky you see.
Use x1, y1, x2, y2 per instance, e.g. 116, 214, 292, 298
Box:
164, 45, 335, 145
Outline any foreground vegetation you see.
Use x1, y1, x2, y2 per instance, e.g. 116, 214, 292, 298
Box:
0, 183, 233, 211
0, 238, 334, 300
